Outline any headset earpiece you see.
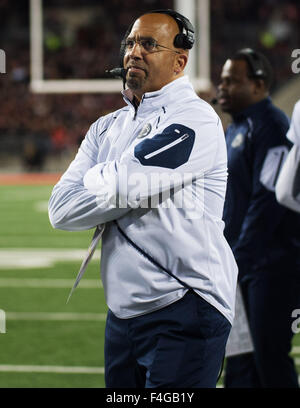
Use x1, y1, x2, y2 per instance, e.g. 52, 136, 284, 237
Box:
173, 32, 194, 50
150, 9, 195, 50
236, 48, 266, 79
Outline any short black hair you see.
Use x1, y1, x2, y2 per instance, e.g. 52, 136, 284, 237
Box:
231, 48, 273, 90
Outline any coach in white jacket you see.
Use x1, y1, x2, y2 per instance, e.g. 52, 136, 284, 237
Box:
276, 99, 300, 212
49, 10, 238, 388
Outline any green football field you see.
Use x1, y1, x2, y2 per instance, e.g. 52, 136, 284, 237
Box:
0, 183, 299, 388
0, 184, 106, 388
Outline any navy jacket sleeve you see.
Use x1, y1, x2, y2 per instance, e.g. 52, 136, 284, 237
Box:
232, 117, 290, 279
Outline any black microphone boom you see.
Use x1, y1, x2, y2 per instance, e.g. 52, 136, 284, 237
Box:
105, 67, 127, 80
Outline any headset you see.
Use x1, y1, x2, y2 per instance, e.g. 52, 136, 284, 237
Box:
235, 48, 267, 79
147, 9, 195, 50
106, 9, 195, 86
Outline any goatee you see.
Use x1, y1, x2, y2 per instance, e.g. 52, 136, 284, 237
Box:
126, 77, 142, 90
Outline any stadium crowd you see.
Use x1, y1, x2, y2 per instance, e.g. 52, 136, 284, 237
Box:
0, 0, 299, 170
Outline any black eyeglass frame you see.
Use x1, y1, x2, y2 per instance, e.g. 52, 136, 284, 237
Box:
123, 37, 181, 55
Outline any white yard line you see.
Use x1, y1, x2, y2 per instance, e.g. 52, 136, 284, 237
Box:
34, 201, 49, 212
0, 365, 104, 374
0, 278, 102, 288
6, 312, 107, 321
0, 248, 100, 269
291, 346, 300, 355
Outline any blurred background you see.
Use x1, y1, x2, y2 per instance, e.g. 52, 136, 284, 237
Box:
0, 0, 299, 389
0, 0, 299, 173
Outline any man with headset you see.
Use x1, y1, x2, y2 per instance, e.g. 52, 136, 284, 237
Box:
49, 10, 238, 388
218, 48, 300, 387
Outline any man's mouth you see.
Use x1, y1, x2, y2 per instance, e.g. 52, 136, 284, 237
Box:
127, 66, 146, 74
218, 95, 230, 105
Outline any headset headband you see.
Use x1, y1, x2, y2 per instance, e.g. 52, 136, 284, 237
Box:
236, 48, 266, 78
146, 9, 195, 50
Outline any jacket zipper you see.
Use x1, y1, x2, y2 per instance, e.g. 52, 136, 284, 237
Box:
113, 221, 193, 291
144, 134, 189, 160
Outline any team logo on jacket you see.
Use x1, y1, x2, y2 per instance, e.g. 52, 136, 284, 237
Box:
137, 123, 152, 138
231, 133, 244, 148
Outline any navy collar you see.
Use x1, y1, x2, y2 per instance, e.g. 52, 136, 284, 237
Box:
232, 97, 271, 122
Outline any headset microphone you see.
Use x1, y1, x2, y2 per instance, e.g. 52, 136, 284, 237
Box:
105, 67, 127, 89
105, 67, 127, 79
210, 98, 218, 105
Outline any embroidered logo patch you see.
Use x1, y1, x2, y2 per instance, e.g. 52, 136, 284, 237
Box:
231, 133, 244, 148
137, 123, 152, 139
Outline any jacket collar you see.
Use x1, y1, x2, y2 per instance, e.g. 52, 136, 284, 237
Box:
122, 76, 194, 117
232, 97, 272, 122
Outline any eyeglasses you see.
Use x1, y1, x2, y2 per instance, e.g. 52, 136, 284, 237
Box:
124, 37, 181, 54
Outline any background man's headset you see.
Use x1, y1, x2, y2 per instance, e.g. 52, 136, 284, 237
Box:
106, 9, 195, 88
235, 48, 267, 79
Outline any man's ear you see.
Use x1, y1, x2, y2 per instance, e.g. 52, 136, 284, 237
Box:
253, 78, 265, 95
174, 53, 188, 75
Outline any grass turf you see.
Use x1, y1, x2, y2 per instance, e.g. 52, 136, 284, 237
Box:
0, 185, 106, 387
0, 184, 299, 388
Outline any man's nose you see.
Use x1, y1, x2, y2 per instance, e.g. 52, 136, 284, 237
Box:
128, 42, 143, 59
218, 82, 225, 92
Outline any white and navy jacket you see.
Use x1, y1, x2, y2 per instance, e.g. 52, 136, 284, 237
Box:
48, 76, 238, 324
